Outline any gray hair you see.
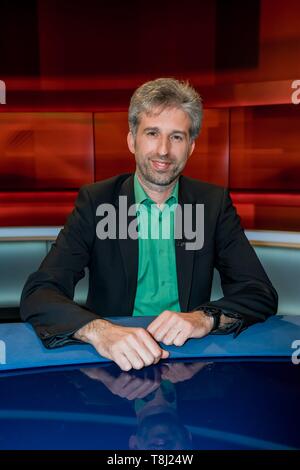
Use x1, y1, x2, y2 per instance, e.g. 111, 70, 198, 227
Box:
128, 78, 203, 141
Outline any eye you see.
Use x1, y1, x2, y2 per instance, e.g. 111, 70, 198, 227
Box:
146, 130, 158, 137
171, 134, 184, 142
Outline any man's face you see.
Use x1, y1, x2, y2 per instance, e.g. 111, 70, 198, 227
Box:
127, 107, 195, 187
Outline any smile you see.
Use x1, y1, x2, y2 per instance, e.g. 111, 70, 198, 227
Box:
151, 160, 172, 171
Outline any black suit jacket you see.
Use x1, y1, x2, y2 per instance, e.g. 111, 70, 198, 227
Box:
20, 174, 278, 347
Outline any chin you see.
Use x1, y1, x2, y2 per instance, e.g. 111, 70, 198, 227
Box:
149, 173, 178, 186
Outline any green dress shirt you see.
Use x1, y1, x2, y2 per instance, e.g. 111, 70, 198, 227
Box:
132, 174, 181, 316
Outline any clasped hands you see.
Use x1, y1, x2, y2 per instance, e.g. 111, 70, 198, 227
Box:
80, 361, 210, 401
75, 310, 214, 371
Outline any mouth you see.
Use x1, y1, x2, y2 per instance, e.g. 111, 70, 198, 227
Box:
151, 160, 172, 171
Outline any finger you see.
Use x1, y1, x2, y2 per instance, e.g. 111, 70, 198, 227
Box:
126, 379, 157, 400
173, 330, 189, 347
147, 316, 165, 336
113, 352, 133, 372
124, 348, 145, 370
152, 316, 178, 342
127, 334, 155, 367
162, 371, 177, 383
114, 372, 134, 388
162, 326, 182, 345
95, 341, 132, 372
147, 310, 173, 336
135, 380, 160, 400
79, 367, 102, 381
139, 330, 166, 364
119, 377, 145, 400
161, 348, 170, 359
161, 369, 171, 381
160, 364, 171, 377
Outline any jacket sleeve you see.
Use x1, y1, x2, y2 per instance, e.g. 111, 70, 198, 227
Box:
20, 186, 100, 348
197, 188, 278, 336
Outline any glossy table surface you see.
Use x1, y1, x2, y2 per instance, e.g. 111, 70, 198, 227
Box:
0, 358, 299, 450
0, 315, 300, 450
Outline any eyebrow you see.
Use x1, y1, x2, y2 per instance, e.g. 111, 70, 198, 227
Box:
143, 127, 187, 136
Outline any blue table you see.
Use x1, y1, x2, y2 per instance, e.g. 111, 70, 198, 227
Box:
1, 315, 300, 371
0, 315, 300, 450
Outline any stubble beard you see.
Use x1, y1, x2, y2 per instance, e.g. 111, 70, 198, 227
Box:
136, 156, 185, 187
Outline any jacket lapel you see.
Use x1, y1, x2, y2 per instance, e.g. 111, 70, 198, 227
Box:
115, 175, 138, 314
176, 176, 197, 312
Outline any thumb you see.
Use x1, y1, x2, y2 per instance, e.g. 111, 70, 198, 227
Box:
161, 348, 170, 359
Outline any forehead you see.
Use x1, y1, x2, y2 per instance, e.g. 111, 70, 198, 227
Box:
138, 106, 191, 132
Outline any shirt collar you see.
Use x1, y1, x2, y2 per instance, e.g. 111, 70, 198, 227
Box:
134, 173, 178, 207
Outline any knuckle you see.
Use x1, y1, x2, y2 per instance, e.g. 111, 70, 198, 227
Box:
136, 328, 145, 336
140, 328, 150, 340
173, 339, 180, 346
133, 361, 144, 370
109, 343, 119, 356
186, 324, 193, 335
163, 338, 172, 345
152, 331, 160, 340
174, 338, 184, 346
144, 358, 153, 367
154, 350, 162, 360
162, 310, 171, 317
117, 359, 131, 371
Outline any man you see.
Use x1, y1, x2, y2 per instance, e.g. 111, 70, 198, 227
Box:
20, 78, 278, 371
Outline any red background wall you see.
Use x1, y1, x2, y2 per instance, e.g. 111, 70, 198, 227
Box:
0, 0, 300, 230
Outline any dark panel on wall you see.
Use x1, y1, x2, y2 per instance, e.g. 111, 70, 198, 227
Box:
0, 113, 94, 189
94, 112, 135, 181
183, 108, 229, 186
215, 0, 260, 70
38, 0, 138, 76
230, 105, 300, 191
215, 0, 300, 83
37, 0, 215, 76
0, 0, 40, 75
1, 0, 300, 102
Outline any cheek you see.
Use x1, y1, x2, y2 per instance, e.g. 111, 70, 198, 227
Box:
137, 141, 157, 156
174, 146, 189, 163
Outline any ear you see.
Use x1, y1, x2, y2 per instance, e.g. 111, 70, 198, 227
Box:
188, 140, 195, 158
127, 131, 135, 154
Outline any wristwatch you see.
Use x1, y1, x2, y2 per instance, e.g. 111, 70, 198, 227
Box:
201, 306, 222, 331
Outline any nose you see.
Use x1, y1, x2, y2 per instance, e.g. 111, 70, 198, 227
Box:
157, 135, 170, 157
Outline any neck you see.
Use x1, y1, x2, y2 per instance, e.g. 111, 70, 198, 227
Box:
136, 172, 178, 204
